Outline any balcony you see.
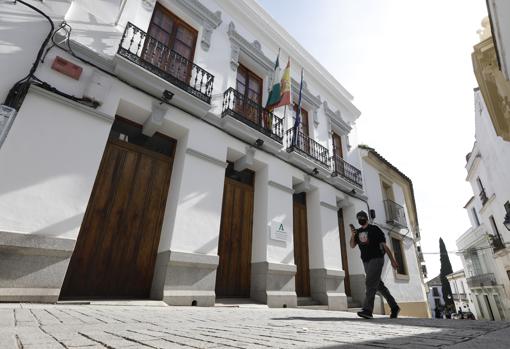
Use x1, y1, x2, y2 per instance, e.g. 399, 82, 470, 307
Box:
479, 189, 489, 205
467, 273, 497, 288
285, 128, 330, 168
116, 22, 214, 116
331, 154, 363, 188
417, 251, 425, 263
489, 234, 506, 252
221, 88, 284, 144
383, 200, 407, 228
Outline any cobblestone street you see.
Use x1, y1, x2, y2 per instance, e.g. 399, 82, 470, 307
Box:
0, 303, 509, 348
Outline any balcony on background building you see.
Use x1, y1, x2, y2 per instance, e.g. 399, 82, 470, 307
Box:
489, 234, 506, 252
221, 88, 284, 143
285, 128, 330, 168
116, 22, 214, 112
421, 265, 428, 278
466, 273, 497, 288
479, 188, 489, 205
383, 199, 407, 228
330, 154, 363, 188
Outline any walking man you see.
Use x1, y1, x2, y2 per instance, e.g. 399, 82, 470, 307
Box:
350, 210, 401, 319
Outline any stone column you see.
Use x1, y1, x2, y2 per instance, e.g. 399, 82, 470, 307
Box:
306, 184, 347, 310
151, 140, 227, 306
250, 166, 297, 308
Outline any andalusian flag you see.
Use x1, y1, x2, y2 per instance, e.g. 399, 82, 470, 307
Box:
268, 58, 291, 110
265, 49, 281, 109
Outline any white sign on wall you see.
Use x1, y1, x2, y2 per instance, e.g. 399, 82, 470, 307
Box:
270, 221, 288, 242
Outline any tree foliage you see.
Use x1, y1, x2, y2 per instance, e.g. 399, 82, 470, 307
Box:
439, 238, 455, 312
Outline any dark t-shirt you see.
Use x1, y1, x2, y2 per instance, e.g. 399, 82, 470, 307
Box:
355, 224, 386, 262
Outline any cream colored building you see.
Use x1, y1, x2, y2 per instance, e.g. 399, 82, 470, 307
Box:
472, 2, 510, 142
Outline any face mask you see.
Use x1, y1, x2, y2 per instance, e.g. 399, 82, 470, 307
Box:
358, 218, 367, 225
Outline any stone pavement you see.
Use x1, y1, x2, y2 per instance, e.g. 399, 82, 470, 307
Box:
0, 303, 509, 349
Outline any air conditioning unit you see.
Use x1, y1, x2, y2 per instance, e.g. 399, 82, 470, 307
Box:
0, 105, 17, 148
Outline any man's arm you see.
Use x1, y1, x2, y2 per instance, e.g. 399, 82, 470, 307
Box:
382, 243, 399, 270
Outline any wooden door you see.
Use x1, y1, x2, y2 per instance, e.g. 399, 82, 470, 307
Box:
216, 173, 254, 298
60, 122, 175, 300
337, 208, 351, 296
293, 193, 310, 297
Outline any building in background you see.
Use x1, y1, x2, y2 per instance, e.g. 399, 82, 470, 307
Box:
354, 145, 429, 318
446, 269, 475, 317
458, 87, 510, 320
426, 275, 445, 318
472, 1, 510, 142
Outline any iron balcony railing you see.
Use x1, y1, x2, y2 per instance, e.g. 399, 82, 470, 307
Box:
466, 273, 497, 288
118, 22, 214, 103
285, 128, 330, 167
383, 199, 407, 228
331, 154, 363, 188
489, 234, 506, 252
221, 88, 284, 142
479, 189, 489, 205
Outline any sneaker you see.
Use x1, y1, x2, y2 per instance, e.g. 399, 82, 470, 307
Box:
357, 309, 373, 319
390, 306, 400, 319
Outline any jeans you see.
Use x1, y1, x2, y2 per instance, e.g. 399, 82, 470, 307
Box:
362, 257, 398, 313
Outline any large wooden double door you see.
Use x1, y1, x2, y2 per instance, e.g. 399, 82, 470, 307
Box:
60, 119, 175, 300
293, 193, 311, 297
215, 167, 254, 298
337, 208, 351, 296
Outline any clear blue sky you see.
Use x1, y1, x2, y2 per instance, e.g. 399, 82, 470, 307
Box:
257, 0, 488, 279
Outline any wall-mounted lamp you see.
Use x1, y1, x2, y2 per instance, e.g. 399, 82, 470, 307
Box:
255, 139, 264, 147
162, 90, 174, 103
504, 201, 510, 231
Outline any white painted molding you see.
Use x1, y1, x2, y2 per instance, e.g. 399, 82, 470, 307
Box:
324, 101, 351, 135
319, 201, 338, 211
227, 21, 273, 73
29, 85, 114, 123
267, 180, 294, 194
174, 0, 222, 52
185, 148, 228, 168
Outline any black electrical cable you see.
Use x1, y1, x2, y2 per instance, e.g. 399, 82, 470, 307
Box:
4, 0, 54, 108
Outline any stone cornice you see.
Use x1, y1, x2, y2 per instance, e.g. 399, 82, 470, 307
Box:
472, 37, 510, 141
324, 101, 351, 135
174, 0, 222, 51
227, 21, 273, 73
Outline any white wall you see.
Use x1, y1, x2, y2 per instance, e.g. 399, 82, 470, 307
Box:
0, 89, 112, 239
360, 157, 427, 304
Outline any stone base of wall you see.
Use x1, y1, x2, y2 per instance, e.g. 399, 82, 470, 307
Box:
349, 273, 366, 306
251, 262, 297, 308
151, 250, 219, 307
310, 268, 347, 311
0, 231, 75, 303
383, 301, 430, 318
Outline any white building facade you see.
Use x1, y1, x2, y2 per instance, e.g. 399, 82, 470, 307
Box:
446, 270, 475, 316
426, 275, 445, 318
457, 89, 510, 320
355, 146, 429, 317
0, 0, 427, 315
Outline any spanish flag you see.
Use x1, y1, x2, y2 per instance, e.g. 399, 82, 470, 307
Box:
267, 58, 291, 110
